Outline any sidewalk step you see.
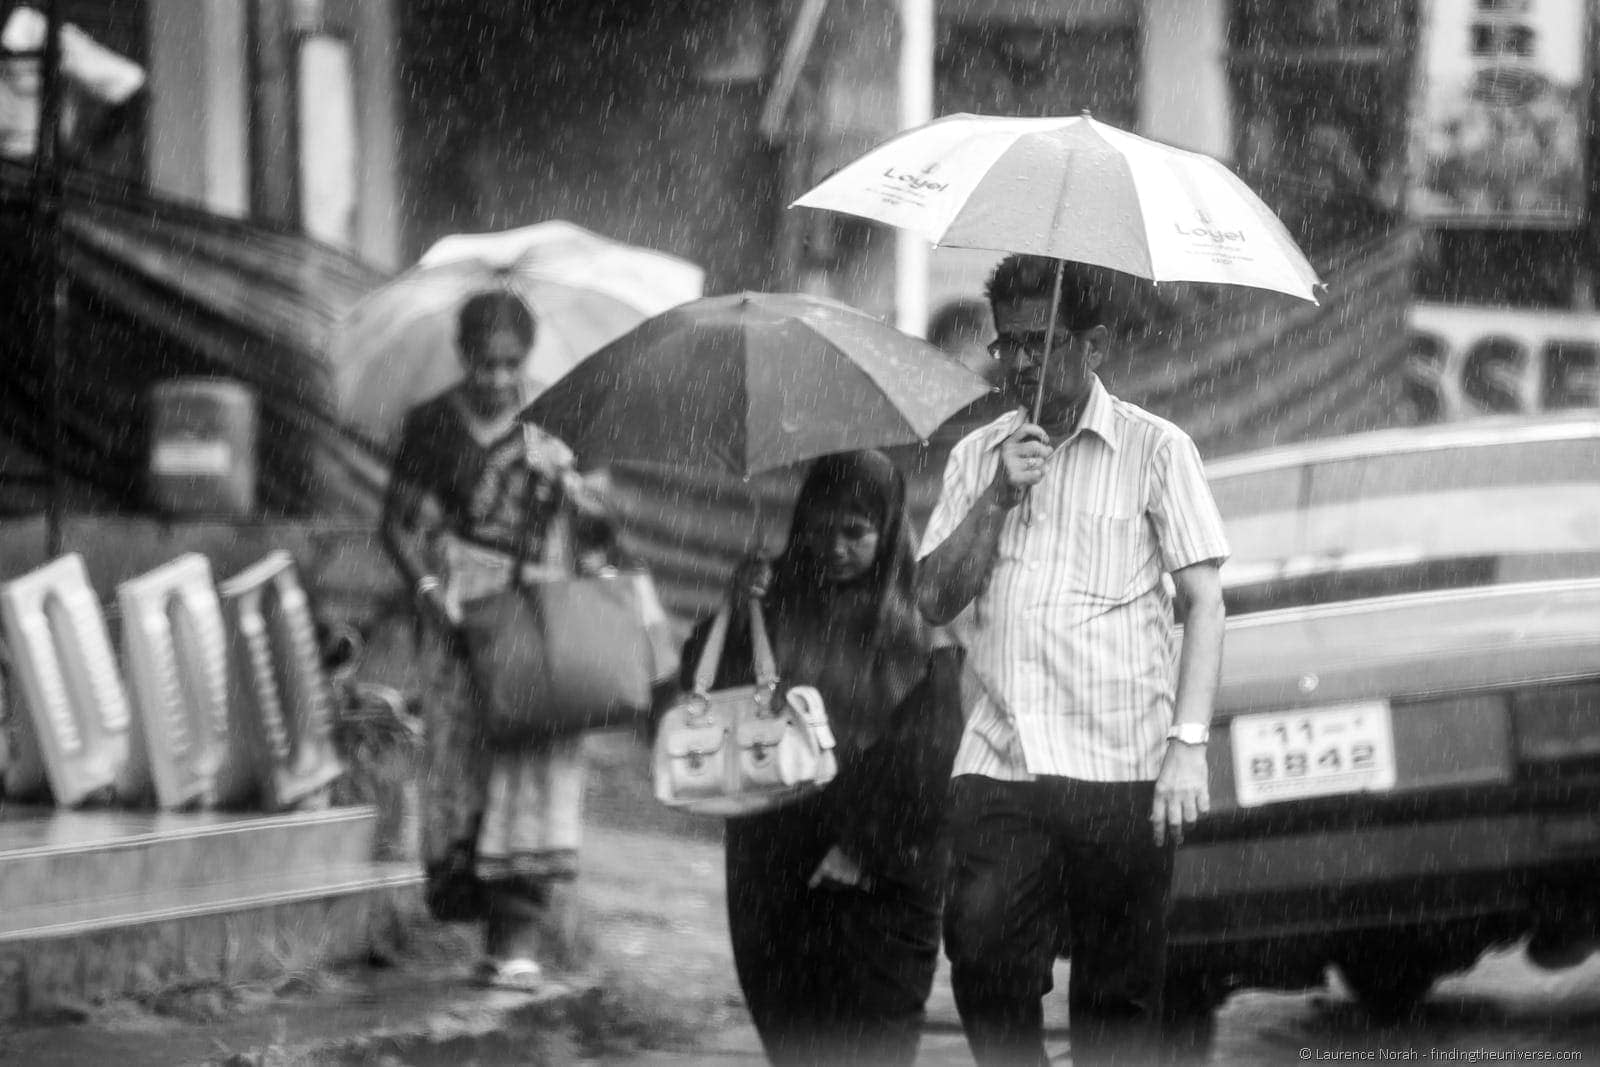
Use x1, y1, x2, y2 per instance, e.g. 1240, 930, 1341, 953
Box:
0, 805, 380, 938
0, 804, 423, 1017
0, 969, 598, 1067
2, 858, 418, 942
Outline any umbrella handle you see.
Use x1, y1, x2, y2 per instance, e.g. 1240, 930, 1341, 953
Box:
1017, 258, 1068, 528
751, 488, 766, 556
1031, 258, 1066, 425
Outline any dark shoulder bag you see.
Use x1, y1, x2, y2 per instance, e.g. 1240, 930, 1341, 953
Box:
458, 477, 659, 747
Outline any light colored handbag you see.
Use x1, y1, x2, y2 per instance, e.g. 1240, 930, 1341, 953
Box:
653, 597, 837, 817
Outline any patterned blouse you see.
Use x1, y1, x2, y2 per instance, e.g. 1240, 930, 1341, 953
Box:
391, 390, 619, 603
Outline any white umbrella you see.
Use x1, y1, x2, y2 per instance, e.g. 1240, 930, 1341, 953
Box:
794, 114, 1323, 420
330, 221, 704, 447
794, 112, 1321, 302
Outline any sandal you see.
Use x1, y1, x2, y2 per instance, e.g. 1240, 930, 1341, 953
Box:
477, 957, 548, 992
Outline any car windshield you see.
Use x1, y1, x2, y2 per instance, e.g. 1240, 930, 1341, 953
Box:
1208, 421, 1600, 614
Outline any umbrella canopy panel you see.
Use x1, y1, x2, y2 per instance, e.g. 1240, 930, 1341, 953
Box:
941, 120, 1154, 276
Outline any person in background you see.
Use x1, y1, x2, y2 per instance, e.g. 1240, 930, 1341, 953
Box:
929, 298, 1005, 391
917, 255, 1230, 1066
382, 289, 621, 991
679, 450, 963, 1066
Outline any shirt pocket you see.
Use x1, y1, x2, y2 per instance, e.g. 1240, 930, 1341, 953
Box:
1069, 511, 1145, 609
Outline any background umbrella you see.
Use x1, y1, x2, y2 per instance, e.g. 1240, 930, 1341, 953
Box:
329, 220, 704, 447
793, 112, 1322, 420
520, 291, 990, 479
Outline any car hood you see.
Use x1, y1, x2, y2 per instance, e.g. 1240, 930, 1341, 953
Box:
1218, 578, 1600, 715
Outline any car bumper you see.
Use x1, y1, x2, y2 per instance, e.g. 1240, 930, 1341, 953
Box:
1172, 780, 1600, 951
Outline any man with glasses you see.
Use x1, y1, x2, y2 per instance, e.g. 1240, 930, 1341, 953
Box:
916, 255, 1229, 1066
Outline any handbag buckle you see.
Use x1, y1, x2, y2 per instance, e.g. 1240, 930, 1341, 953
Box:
682, 693, 713, 723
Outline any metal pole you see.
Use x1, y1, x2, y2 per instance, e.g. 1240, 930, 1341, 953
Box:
759, 0, 830, 140
895, 0, 933, 337
33, 0, 66, 557
1032, 259, 1065, 424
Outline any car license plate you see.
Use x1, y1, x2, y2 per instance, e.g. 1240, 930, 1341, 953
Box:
1231, 701, 1397, 807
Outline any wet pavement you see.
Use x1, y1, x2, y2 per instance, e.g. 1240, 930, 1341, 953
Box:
607, 947, 1600, 1066
9, 819, 1599, 1065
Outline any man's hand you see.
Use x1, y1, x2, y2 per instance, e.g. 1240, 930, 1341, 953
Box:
808, 845, 870, 891
1151, 740, 1210, 847
993, 419, 1052, 507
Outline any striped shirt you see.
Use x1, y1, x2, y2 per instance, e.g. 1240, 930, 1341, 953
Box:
918, 376, 1230, 782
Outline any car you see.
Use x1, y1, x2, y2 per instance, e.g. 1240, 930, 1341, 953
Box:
1167, 413, 1600, 1021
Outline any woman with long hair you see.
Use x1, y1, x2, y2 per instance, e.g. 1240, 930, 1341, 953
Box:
680, 449, 962, 1065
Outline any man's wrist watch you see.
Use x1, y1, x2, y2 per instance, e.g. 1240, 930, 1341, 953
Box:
1167, 722, 1210, 746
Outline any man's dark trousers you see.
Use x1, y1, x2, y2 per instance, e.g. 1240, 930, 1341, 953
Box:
944, 774, 1176, 1066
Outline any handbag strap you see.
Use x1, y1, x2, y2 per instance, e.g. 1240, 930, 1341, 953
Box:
507, 452, 572, 593
748, 600, 778, 687
691, 596, 779, 695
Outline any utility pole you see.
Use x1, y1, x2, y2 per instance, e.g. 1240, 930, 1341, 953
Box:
33, 0, 66, 557
895, 0, 932, 337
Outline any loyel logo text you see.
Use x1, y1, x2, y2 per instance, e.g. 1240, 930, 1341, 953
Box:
883, 168, 949, 193
1175, 220, 1246, 244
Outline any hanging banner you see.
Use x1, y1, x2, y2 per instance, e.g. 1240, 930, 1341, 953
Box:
1411, 0, 1589, 227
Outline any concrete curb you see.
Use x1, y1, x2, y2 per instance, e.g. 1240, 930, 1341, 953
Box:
0, 967, 602, 1067
254, 976, 602, 1065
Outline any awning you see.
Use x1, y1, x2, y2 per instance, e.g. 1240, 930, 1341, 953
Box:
0, 162, 389, 518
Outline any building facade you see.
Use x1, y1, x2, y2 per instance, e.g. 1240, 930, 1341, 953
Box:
6, 0, 1595, 461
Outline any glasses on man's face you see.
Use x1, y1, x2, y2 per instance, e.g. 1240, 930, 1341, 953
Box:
987, 329, 1072, 362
